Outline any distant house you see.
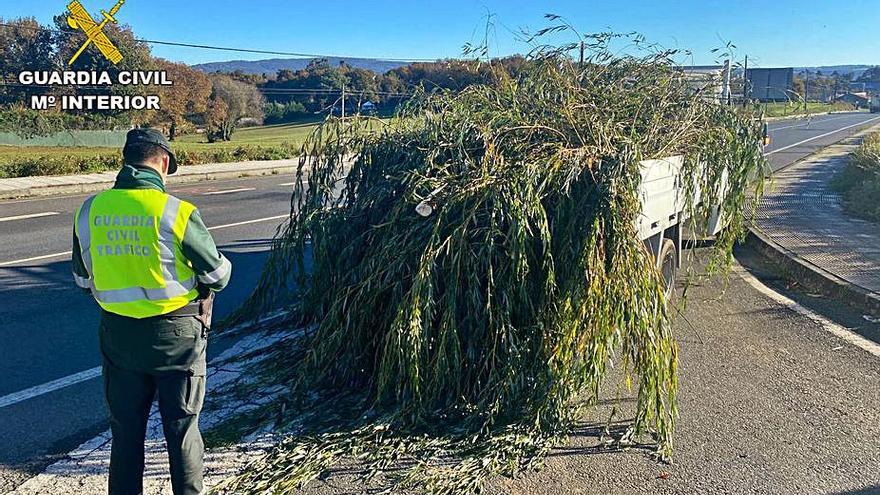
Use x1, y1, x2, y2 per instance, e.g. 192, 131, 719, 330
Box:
849, 81, 880, 93
360, 101, 377, 115
835, 92, 870, 108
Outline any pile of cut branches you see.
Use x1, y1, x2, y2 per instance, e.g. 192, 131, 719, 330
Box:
217, 32, 767, 495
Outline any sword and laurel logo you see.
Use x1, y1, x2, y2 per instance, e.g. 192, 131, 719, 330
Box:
66, 0, 126, 66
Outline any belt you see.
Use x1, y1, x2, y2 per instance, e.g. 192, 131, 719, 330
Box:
165, 300, 203, 317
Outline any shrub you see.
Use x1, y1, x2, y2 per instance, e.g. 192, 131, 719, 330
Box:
264, 102, 309, 125
832, 132, 880, 221
0, 143, 302, 179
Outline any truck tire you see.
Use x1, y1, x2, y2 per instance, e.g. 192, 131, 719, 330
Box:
659, 238, 677, 300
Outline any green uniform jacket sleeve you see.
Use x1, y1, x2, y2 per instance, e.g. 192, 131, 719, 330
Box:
72, 226, 91, 292
182, 209, 232, 292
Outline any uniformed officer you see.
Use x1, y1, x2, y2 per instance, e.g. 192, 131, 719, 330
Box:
72, 129, 232, 495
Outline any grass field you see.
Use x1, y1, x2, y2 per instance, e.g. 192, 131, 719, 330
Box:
174, 120, 321, 149
761, 101, 855, 118
0, 118, 392, 178
0, 121, 321, 164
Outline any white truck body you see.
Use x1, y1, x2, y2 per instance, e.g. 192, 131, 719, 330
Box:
637, 156, 728, 279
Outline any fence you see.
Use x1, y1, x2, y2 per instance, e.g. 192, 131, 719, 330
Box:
0, 130, 128, 147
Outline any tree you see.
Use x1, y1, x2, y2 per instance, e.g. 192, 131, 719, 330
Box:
0, 18, 57, 105
857, 66, 880, 82
154, 60, 212, 140
206, 74, 264, 142
792, 76, 805, 100
52, 12, 154, 122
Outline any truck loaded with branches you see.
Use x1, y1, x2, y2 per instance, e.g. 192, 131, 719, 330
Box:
214, 30, 768, 495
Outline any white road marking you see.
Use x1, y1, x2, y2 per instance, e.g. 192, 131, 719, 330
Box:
207, 214, 288, 231
0, 251, 69, 267
766, 115, 880, 155
734, 266, 880, 358
0, 313, 291, 412
0, 211, 60, 223
769, 113, 853, 132
0, 366, 101, 410
202, 187, 256, 196
278, 182, 298, 186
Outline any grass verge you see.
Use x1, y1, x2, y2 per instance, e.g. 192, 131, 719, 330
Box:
760, 101, 855, 118
831, 132, 880, 222
0, 121, 320, 178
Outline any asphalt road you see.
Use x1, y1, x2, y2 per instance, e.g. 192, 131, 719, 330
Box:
1, 112, 879, 493
764, 111, 880, 171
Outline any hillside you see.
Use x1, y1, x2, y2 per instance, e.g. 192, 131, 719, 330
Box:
194, 57, 411, 75
794, 65, 875, 78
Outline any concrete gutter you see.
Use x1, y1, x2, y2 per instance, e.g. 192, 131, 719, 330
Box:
0, 159, 302, 200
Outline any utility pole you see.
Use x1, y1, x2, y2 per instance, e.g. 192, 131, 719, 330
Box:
579, 41, 585, 67
742, 55, 749, 108
341, 83, 346, 119
804, 76, 808, 112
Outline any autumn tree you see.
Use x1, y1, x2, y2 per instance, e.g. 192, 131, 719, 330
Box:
206, 74, 264, 142
154, 60, 212, 140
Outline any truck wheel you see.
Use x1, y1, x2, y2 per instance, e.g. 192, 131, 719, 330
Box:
659, 238, 677, 300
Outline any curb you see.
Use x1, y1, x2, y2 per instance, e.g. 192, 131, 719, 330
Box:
744, 229, 880, 317
0, 161, 299, 200
746, 123, 880, 318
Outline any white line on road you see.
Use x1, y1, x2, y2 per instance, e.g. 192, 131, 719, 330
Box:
207, 214, 288, 231
0, 211, 60, 223
278, 182, 298, 186
202, 187, 256, 196
0, 251, 69, 267
766, 116, 880, 155
769, 114, 853, 132
0, 366, 101, 410
735, 266, 880, 358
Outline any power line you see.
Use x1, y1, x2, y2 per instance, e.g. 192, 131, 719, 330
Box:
0, 82, 413, 97
0, 22, 440, 64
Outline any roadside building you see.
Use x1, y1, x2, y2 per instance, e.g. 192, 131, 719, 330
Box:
835, 92, 870, 108
746, 68, 795, 102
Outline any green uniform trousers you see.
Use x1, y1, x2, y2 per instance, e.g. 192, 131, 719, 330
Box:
99, 311, 208, 495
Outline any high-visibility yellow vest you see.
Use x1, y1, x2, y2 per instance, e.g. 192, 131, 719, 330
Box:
74, 189, 199, 318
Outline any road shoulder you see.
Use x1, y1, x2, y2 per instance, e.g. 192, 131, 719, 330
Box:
751, 124, 880, 317
0, 159, 302, 200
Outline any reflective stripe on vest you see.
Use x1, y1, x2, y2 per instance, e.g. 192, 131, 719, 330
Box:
75, 190, 198, 318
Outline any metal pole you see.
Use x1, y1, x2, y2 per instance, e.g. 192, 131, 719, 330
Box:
579, 41, 585, 67
721, 59, 732, 105
341, 83, 345, 119
804, 76, 808, 111
742, 55, 749, 107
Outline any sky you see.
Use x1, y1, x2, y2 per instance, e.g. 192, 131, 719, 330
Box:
2, 0, 878, 68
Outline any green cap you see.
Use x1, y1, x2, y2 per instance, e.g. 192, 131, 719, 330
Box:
123, 128, 179, 175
